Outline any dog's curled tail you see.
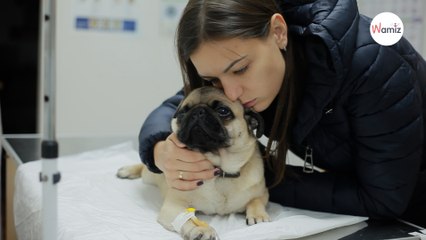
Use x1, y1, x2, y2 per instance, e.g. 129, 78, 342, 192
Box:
116, 164, 145, 179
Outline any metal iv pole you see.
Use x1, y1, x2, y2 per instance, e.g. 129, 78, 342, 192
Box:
39, 0, 60, 239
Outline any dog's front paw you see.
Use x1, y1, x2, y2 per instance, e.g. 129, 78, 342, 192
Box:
245, 197, 270, 225
116, 164, 143, 179
246, 211, 270, 225
183, 226, 219, 240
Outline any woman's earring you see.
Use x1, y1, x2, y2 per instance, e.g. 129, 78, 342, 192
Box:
281, 46, 287, 52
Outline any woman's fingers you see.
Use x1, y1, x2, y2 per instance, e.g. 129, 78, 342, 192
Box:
153, 133, 225, 191
171, 178, 205, 191
167, 133, 186, 148
169, 167, 221, 191
164, 158, 213, 173
174, 167, 220, 182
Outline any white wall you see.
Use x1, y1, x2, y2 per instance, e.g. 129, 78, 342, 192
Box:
43, 0, 185, 138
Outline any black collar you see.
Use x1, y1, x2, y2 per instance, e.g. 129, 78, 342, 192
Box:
221, 171, 240, 178
214, 166, 240, 178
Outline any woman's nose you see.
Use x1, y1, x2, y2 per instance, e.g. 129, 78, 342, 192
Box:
220, 78, 243, 101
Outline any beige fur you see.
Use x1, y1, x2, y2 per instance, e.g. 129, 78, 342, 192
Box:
117, 87, 269, 240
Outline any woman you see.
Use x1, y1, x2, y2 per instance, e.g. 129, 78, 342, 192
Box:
139, 0, 426, 226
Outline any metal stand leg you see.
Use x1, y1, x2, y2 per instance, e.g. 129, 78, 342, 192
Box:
39, 0, 60, 239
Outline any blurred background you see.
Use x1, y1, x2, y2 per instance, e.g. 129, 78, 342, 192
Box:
0, 0, 425, 139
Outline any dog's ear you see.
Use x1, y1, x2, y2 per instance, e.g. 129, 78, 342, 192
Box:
244, 109, 264, 138
173, 101, 186, 119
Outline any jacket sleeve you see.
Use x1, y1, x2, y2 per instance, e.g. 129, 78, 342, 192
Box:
269, 40, 426, 219
139, 89, 184, 173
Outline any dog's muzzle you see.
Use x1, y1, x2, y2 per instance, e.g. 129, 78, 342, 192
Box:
177, 106, 229, 152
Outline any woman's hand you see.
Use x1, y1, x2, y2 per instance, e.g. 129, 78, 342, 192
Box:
153, 133, 220, 190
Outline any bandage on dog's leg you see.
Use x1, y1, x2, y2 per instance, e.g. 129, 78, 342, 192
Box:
179, 208, 219, 240
157, 199, 188, 232
187, 208, 209, 227
172, 208, 209, 232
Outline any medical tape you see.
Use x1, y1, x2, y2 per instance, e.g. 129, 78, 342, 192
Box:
171, 208, 208, 233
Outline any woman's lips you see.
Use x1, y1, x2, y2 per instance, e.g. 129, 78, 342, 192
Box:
243, 99, 256, 108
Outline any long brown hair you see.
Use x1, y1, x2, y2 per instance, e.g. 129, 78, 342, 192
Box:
175, 0, 302, 188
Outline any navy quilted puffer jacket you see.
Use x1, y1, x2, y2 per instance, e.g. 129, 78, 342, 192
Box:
139, 0, 426, 222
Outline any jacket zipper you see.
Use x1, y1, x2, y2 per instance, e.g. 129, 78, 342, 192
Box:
303, 145, 314, 173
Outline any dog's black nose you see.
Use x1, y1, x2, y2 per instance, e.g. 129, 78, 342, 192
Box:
191, 107, 206, 120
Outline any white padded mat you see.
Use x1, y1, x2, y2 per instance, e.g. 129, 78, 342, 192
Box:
14, 142, 367, 240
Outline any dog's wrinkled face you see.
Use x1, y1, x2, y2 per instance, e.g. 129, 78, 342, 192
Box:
171, 87, 264, 153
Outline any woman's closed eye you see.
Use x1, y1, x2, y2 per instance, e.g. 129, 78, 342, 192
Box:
233, 65, 248, 75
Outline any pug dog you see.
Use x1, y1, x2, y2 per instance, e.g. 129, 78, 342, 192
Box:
117, 86, 270, 240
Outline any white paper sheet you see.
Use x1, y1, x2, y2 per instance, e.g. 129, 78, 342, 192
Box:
14, 142, 367, 240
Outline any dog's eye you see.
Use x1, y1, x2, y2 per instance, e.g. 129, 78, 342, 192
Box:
180, 106, 189, 114
216, 107, 232, 118
203, 78, 222, 88
174, 106, 189, 119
